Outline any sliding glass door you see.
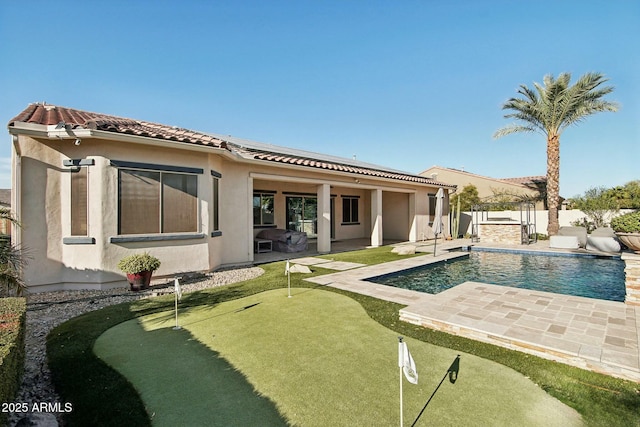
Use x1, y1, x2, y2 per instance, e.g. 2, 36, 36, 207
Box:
286, 196, 317, 238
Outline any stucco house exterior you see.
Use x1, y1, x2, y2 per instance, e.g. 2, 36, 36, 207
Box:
8, 103, 455, 292
420, 166, 546, 209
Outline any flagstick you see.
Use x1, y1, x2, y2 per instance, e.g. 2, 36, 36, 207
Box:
173, 291, 181, 330
287, 259, 292, 298
400, 363, 404, 427
399, 337, 404, 427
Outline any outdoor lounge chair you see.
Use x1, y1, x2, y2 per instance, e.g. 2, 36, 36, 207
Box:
555, 226, 588, 248
586, 227, 621, 253
550, 226, 587, 249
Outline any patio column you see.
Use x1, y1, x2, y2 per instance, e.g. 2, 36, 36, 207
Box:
371, 188, 383, 247
408, 192, 417, 242
317, 183, 331, 253
247, 176, 254, 262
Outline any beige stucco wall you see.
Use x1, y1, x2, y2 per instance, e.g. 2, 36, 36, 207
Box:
14, 133, 451, 291
421, 166, 543, 208
382, 191, 409, 240
15, 135, 219, 291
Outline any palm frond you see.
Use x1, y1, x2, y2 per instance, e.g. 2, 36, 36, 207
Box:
493, 124, 537, 139
0, 239, 28, 296
0, 207, 20, 228
496, 72, 618, 139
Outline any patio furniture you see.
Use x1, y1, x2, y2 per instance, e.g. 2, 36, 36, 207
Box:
549, 235, 580, 249
557, 226, 587, 248
586, 227, 621, 253
254, 239, 272, 253
256, 228, 308, 252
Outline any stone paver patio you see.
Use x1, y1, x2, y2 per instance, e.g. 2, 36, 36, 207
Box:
304, 244, 640, 382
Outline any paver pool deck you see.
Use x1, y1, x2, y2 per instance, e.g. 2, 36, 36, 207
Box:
304, 243, 640, 383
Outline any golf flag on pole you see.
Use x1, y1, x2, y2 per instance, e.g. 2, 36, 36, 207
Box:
174, 278, 182, 300
399, 341, 418, 384
285, 260, 292, 298
173, 278, 182, 330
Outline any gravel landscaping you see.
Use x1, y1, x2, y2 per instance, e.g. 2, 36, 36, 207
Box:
8, 267, 263, 427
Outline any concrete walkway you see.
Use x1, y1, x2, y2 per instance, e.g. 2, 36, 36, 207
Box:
304, 242, 640, 382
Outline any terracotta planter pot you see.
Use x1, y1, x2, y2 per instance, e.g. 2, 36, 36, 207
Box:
126, 270, 153, 291
616, 232, 640, 254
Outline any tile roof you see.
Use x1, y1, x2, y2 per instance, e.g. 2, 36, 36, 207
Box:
210, 133, 449, 186
8, 103, 227, 148
500, 176, 547, 185
423, 166, 544, 188
9, 103, 451, 187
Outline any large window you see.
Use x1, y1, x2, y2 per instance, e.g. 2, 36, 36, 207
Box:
342, 196, 359, 224
211, 171, 221, 235
64, 158, 95, 244
70, 167, 88, 236
428, 193, 437, 215
118, 168, 198, 235
253, 192, 275, 226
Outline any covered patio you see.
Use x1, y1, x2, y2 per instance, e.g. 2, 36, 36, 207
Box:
253, 238, 405, 264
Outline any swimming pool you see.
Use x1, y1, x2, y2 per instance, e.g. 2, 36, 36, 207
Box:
366, 249, 626, 302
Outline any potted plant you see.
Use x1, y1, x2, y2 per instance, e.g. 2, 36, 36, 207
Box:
611, 211, 640, 253
117, 252, 161, 291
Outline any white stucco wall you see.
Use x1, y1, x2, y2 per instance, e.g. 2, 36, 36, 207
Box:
459, 209, 635, 236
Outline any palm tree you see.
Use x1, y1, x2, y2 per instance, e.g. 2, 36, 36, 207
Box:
494, 72, 618, 235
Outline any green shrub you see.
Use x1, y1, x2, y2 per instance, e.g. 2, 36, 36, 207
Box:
117, 253, 161, 274
610, 211, 640, 233
0, 297, 26, 426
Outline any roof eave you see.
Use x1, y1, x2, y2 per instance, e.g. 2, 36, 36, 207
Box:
241, 155, 455, 189
8, 122, 232, 157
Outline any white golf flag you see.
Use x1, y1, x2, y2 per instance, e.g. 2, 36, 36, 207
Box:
398, 341, 418, 384
174, 278, 182, 300
285, 260, 290, 276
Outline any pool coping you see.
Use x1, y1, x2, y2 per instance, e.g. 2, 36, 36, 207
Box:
303, 247, 640, 383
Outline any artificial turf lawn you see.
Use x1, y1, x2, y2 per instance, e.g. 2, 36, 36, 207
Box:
94, 288, 582, 426
47, 247, 640, 426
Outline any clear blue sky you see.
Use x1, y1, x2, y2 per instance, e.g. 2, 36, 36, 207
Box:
1, 0, 638, 198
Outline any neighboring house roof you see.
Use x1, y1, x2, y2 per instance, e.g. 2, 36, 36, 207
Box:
9, 103, 454, 188
500, 176, 547, 186
0, 189, 10, 206
420, 165, 544, 190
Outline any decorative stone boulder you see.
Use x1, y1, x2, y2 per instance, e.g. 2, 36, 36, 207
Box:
392, 245, 417, 255
289, 264, 312, 274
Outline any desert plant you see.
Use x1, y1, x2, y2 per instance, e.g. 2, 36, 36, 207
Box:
450, 185, 480, 212
610, 211, 640, 233
571, 217, 596, 234
117, 253, 161, 274
569, 186, 619, 228
0, 208, 27, 297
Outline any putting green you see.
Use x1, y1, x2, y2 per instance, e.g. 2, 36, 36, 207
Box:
94, 288, 583, 426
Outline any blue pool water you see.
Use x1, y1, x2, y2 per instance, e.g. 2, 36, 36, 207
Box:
367, 250, 626, 302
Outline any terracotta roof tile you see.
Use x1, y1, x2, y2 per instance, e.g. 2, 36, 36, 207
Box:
501, 176, 547, 185
9, 103, 453, 188
8, 103, 227, 149
238, 147, 447, 185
